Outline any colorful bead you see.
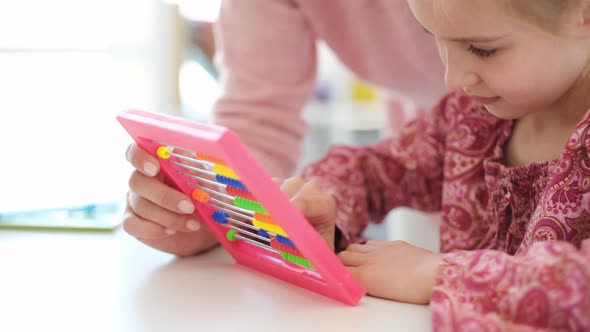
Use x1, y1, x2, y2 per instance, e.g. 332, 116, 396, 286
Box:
226, 229, 237, 242
156, 146, 171, 159
252, 219, 286, 236
234, 197, 267, 214
215, 175, 247, 190
212, 211, 229, 223
191, 188, 209, 203
281, 252, 313, 269
213, 164, 239, 180
253, 212, 276, 225
276, 235, 296, 248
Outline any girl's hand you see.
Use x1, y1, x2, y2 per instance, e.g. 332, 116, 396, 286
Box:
123, 143, 218, 257
274, 177, 336, 251
339, 240, 443, 304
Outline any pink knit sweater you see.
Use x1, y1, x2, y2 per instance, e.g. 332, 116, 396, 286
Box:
213, 0, 446, 177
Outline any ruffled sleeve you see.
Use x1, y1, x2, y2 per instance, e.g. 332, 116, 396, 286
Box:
301, 93, 466, 248
432, 239, 590, 331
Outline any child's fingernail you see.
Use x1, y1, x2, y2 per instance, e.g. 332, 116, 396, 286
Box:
186, 219, 201, 231
290, 198, 306, 211
164, 228, 176, 235
143, 162, 157, 176
178, 200, 195, 214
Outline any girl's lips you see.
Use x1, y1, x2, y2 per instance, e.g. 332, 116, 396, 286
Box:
470, 95, 501, 105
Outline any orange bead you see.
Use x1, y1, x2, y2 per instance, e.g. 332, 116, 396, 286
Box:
191, 189, 209, 203
254, 212, 277, 225
195, 152, 226, 165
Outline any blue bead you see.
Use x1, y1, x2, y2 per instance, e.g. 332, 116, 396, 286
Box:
215, 175, 247, 190
212, 211, 229, 224
276, 235, 295, 247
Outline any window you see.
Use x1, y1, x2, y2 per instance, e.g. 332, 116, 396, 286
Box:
0, 0, 178, 215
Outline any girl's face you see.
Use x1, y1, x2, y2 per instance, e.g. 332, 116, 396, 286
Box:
407, 0, 590, 119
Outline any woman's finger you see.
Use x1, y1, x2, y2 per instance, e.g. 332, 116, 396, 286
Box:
126, 143, 160, 177
127, 191, 201, 232
128, 170, 195, 215
122, 209, 175, 240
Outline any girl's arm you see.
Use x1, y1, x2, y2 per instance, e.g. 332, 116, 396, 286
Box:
432, 239, 590, 331
213, 0, 317, 178
301, 93, 458, 249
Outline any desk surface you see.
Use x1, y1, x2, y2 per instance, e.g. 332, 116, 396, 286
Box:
0, 230, 431, 332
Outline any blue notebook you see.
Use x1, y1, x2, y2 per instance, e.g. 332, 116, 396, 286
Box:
0, 203, 123, 232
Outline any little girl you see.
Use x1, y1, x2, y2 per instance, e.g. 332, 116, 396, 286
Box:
124, 0, 590, 330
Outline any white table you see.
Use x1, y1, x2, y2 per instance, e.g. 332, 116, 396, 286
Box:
0, 227, 432, 332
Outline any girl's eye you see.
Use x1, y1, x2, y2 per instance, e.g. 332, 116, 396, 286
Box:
468, 45, 497, 58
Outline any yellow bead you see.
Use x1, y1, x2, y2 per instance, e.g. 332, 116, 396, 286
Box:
253, 219, 287, 236
156, 146, 171, 159
213, 164, 239, 180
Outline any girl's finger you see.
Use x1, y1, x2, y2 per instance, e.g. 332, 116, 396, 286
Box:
279, 177, 306, 198
346, 266, 362, 283
290, 193, 335, 223
337, 250, 367, 267
272, 177, 285, 187
345, 243, 377, 253
290, 181, 335, 222
365, 239, 387, 246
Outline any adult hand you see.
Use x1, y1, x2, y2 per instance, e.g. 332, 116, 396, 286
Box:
123, 143, 218, 256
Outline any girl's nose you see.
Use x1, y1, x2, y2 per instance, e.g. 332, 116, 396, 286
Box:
443, 51, 480, 91
445, 66, 480, 91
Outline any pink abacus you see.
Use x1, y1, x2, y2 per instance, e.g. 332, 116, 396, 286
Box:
117, 110, 365, 305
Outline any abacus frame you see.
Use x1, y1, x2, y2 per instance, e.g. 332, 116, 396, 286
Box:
117, 110, 365, 305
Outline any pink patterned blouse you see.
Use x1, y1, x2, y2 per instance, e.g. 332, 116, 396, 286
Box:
301, 92, 590, 331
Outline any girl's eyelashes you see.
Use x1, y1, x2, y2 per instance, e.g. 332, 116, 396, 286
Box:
468, 45, 497, 58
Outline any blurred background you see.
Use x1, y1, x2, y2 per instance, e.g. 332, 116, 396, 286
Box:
0, 0, 386, 232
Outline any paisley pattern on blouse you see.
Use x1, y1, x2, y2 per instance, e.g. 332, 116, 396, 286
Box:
301, 92, 590, 331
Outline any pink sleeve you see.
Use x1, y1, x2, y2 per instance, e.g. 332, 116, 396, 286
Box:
213, 0, 317, 177
300, 94, 456, 248
432, 239, 590, 331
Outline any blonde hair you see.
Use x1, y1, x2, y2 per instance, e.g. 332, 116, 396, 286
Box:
505, 0, 574, 32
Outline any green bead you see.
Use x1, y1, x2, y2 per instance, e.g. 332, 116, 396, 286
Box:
281, 252, 313, 269
233, 197, 268, 214
226, 229, 237, 241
